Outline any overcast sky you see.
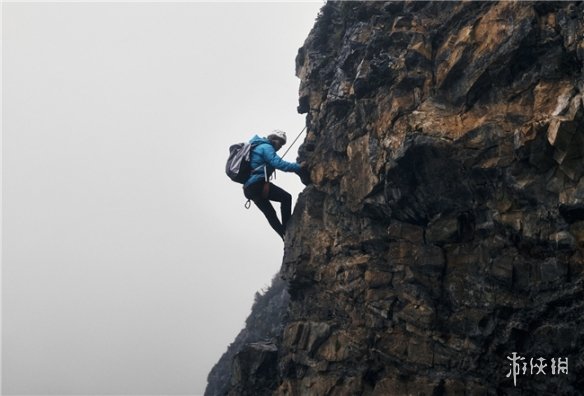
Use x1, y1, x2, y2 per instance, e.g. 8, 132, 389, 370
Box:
2, 2, 323, 394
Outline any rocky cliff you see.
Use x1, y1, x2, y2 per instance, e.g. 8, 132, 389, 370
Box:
206, 276, 289, 396
207, 1, 584, 394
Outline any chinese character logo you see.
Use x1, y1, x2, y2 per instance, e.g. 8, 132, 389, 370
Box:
506, 353, 568, 387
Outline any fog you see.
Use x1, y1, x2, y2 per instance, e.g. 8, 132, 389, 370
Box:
2, 2, 323, 394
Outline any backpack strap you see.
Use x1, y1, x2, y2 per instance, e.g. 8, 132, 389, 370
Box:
248, 142, 268, 181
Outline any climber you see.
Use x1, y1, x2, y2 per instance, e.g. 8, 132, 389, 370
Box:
243, 130, 304, 240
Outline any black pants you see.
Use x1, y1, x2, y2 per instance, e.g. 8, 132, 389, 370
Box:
244, 182, 292, 239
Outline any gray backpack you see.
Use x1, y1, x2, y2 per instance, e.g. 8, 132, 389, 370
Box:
225, 142, 257, 184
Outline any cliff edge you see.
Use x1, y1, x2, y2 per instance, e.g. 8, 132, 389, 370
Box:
208, 1, 584, 394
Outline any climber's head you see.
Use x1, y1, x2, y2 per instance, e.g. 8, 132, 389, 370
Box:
268, 130, 287, 151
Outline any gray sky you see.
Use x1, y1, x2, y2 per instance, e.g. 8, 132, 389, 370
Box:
2, 2, 322, 394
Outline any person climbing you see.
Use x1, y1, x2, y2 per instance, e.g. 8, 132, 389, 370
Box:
243, 130, 303, 240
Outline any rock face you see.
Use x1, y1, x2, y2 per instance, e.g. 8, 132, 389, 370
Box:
206, 276, 289, 396
207, 1, 584, 395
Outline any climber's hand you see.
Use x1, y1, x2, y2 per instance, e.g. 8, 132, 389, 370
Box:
298, 164, 312, 186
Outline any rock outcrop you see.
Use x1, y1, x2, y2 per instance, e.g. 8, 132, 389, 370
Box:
206, 276, 289, 396
207, 1, 584, 394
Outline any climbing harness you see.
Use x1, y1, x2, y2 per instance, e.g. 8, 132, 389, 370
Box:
243, 125, 307, 209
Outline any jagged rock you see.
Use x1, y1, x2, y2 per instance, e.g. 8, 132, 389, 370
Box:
205, 276, 289, 396
228, 342, 279, 396
207, 1, 584, 395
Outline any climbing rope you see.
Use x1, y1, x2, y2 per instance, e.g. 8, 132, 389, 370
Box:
272, 125, 307, 182
281, 125, 307, 159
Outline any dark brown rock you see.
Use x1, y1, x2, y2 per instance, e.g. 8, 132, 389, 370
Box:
207, 1, 584, 395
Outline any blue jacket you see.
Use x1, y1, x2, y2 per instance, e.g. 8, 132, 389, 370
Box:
244, 135, 301, 188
